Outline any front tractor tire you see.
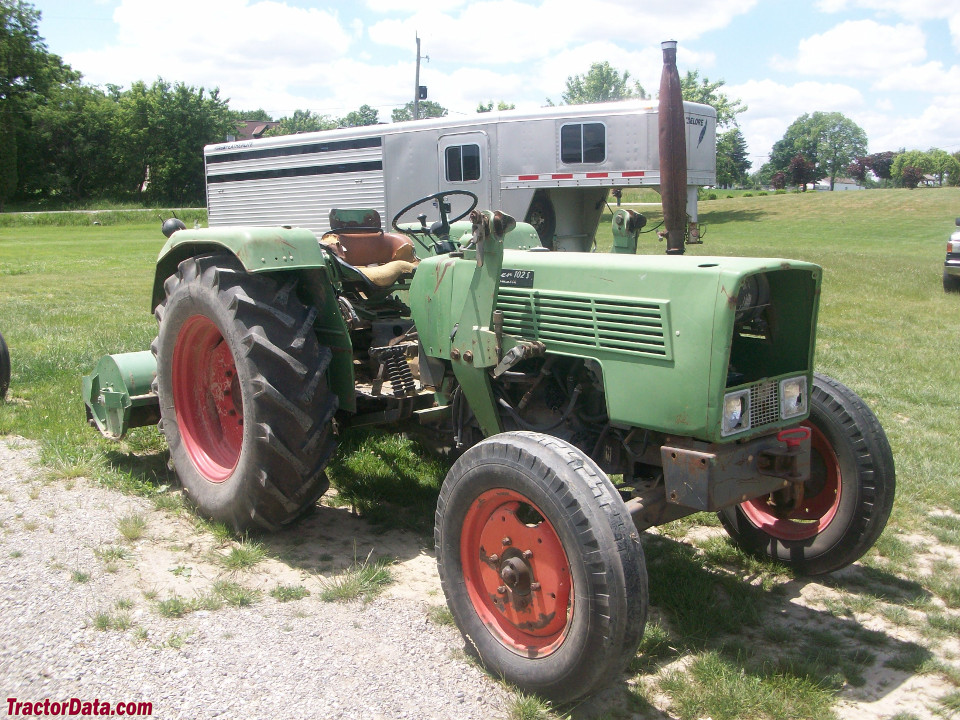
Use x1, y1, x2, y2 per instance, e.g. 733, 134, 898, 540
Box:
436, 432, 648, 703
154, 254, 338, 533
719, 373, 895, 575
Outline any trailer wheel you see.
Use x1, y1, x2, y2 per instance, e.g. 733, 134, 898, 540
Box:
719, 374, 895, 575
153, 254, 338, 533
0, 331, 9, 400
525, 192, 556, 249
436, 431, 647, 702
944, 270, 960, 293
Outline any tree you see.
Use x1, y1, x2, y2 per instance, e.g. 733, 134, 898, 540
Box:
847, 157, 869, 186
339, 104, 379, 127
891, 150, 933, 187
680, 70, 745, 129
265, 109, 338, 136
866, 151, 896, 183
477, 100, 515, 113
926, 148, 959, 186
788, 154, 817, 191
391, 100, 447, 122
900, 166, 924, 189
815, 112, 868, 190
233, 108, 273, 122
767, 112, 867, 189
770, 171, 787, 191
0, 108, 15, 210
559, 61, 648, 105
114, 79, 235, 204
18, 82, 122, 201
0, 0, 78, 207
716, 128, 751, 187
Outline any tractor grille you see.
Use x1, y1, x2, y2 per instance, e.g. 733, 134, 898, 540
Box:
496, 289, 672, 359
750, 380, 781, 428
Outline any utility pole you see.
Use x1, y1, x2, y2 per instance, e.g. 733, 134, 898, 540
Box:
414, 34, 427, 120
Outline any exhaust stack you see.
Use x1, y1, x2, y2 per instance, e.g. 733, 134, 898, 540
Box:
658, 40, 687, 255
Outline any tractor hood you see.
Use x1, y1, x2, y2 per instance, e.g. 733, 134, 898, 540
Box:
411, 250, 821, 442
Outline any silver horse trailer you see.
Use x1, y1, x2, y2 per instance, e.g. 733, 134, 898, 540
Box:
204, 100, 716, 251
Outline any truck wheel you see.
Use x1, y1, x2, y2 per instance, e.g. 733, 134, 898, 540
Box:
525, 192, 556, 249
944, 270, 960, 293
436, 431, 647, 702
0, 331, 9, 400
153, 254, 338, 532
718, 373, 895, 575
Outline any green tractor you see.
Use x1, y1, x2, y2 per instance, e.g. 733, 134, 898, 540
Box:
82, 43, 894, 702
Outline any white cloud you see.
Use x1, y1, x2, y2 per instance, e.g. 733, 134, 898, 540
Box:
815, 0, 960, 49
872, 61, 960, 92
368, 0, 756, 65
65, 0, 355, 111
815, 0, 960, 19
862, 93, 960, 152
364, 0, 466, 11
774, 20, 926, 78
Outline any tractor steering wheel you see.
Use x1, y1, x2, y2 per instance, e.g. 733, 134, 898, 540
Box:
391, 190, 479, 237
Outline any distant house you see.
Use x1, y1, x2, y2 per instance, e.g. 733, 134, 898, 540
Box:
226, 120, 280, 142
816, 177, 863, 191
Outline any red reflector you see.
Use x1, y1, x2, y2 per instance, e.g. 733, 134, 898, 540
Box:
586, 172, 608, 178
621, 171, 645, 177
518, 174, 539, 181
552, 173, 574, 179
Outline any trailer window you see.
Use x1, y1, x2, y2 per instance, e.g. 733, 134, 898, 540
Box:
560, 122, 606, 164
445, 144, 481, 182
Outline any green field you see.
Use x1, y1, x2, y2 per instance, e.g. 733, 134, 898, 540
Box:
1, 188, 959, 718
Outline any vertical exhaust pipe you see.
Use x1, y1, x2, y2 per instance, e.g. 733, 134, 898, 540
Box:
659, 40, 687, 255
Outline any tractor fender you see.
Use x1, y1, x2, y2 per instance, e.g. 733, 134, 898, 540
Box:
151, 226, 357, 414
151, 226, 332, 311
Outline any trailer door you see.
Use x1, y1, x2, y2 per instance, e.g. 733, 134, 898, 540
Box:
438, 132, 492, 214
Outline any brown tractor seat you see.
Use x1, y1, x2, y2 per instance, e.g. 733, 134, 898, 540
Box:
320, 230, 416, 267
322, 207, 418, 268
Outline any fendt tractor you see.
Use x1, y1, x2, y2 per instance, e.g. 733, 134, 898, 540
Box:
83, 42, 895, 702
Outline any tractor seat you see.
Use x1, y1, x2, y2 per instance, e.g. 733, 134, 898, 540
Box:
322, 207, 417, 266
320, 230, 416, 267
321, 208, 419, 288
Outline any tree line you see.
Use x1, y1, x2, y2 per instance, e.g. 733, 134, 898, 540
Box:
2, 0, 956, 211
0, 0, 455, 209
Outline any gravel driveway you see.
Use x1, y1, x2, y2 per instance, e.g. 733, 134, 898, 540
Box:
0, 438, 512, 720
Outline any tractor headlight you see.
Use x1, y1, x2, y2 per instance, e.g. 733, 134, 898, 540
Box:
721, 390, 750, 436
780, 376, 808, 419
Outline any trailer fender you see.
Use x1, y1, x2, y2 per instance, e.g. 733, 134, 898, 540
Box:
151, 226, 358, 414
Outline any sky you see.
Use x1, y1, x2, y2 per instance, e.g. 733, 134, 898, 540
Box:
30, 0, 960, 169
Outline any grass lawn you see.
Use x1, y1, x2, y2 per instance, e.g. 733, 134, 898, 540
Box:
1, 187, 959, 719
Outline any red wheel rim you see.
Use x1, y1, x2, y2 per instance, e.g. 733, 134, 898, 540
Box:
740, 422, 842, 541
460, 488, 573, 657
172, 315, 243, 483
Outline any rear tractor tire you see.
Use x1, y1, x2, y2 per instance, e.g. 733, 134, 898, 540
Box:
719, 373, 895, 575
436, 431, 648, 703
153, 253, 338, 533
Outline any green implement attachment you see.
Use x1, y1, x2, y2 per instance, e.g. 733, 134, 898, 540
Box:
82, 351, 160, 439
